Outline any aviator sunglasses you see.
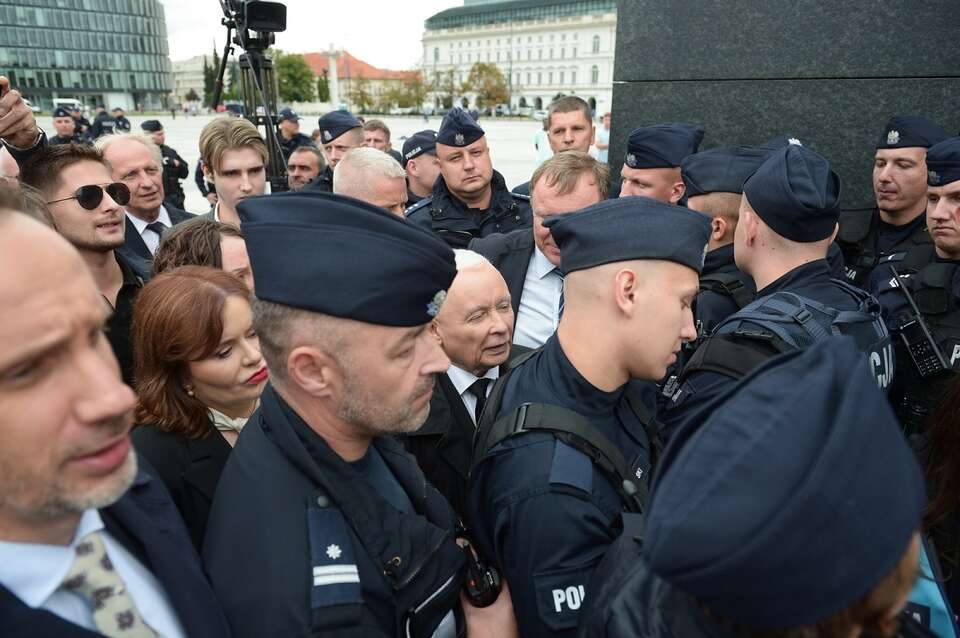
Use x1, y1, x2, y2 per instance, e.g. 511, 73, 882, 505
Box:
46, 182, 131, 210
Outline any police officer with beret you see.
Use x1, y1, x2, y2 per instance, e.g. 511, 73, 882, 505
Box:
203, 191, 518, 637
70, 105, 91, 139
406, 109, 532, 247
141, 119, 189, 210
619, 123, 704, 203
277, 107, 313, 160
403, 129, 441, 207
662, 145, 892, 440
466, 196, 711, 638
579, 337, 928, 638
304, 110, 364, 193
873, 137, 960, 435
112, 106, 131, 132
838, 115, 948, 286
49, 106, 88, 145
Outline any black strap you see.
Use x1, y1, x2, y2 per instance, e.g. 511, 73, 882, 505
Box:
699, 272, 754, 310
677, 331, 795, 386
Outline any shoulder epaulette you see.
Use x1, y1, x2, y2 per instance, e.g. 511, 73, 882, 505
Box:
404, 197, 433, 217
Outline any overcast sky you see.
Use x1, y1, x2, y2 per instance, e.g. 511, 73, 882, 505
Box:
160, 0, 456, 70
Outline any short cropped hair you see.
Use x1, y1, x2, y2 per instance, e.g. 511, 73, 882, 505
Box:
19, 143, 110, 197
153, 217, 245, 276
530, 150, 611, 200
546, 96, 592, 129
289, 145, 327, 169
333, 147, 405, 197
362, 119, 391, 140
199, 117, 268, 175
453, 249, 491, 272
95, 132, 163, 168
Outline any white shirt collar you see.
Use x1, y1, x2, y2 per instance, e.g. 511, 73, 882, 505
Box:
125, 205, 172, 235
530, 246, 559, 280
446, 364, 499, 398
0, 509, 104, 608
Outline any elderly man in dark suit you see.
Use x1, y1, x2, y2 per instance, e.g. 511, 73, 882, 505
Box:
470, 151, 609, 348
0, 209, 229, 638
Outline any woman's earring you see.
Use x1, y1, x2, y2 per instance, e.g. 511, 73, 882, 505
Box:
184, 386, 195, 397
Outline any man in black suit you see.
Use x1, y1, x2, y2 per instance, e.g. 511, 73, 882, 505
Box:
471, 151, 610, 348
0, 209, 229, 638
97, 134, 193, 277
406, 249, 519, 516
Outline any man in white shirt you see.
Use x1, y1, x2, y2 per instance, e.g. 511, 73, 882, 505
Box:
472, 151, 610, 349
404, 250, 517, 515
0, 207, 230, 637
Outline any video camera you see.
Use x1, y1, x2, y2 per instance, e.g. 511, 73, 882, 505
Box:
219, 0, 286, 51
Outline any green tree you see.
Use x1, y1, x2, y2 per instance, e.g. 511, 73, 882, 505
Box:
347, 77, 373, 112
222, 61, 241, 101
274, 51, 316, 103
401, 71, 428, 111
317, 70, 330, 102
431, 69, 457, 110
185, 88, 200, 102
461, 62, 507, 109
203, 46, 221, 107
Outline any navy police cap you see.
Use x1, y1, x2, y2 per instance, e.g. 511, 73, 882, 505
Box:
877, 115, 948, 149
140, 119, 163, 133
544, 196, 711, 275
760, 134, 804, 150
278, 107, 300, 123
682, 145, 772, 197
926, 137, 960, 187
53, 107, 72, 118
402, 130, 438, 167
317, 110, 361, 144
436, 108, 484, 147
237, 191, 456, 327
645, 337, 926, 629
742, 145, 841, 243
624, 123, 704, 169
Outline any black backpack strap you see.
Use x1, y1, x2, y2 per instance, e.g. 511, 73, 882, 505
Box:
677, 331, 795, 385
699, 271, 754, 310
623, 388, 662, 481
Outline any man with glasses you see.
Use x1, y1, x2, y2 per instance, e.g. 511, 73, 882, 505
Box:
20, 144, 143, 385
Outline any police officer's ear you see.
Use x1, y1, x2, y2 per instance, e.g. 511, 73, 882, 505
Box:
611, 265, 643, 315
710, 216, 728, 243
286, 345, 344, 399
669, 178, 685, 205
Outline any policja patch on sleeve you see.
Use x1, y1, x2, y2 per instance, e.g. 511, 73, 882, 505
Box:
534, 563, 596, 630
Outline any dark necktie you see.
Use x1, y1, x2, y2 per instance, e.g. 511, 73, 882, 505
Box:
467, 378, 491, 425
554, 268, 565, 320
145, 221, 167, 238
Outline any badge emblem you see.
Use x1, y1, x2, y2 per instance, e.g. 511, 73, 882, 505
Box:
887, 130, 900, 145
454, 133, 465, 146
326, 544, 342, 560
929, 170, 941, 185
323, 130, 332, 142
626, 153, 637, 168
426, 290, 447, 318
788, 138, 802, 146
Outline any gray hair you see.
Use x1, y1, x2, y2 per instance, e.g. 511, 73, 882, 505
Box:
95, 132, 163, 168
452, 249, 491, 272
333, 147, 406, 200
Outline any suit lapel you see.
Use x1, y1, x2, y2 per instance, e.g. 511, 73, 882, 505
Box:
505, 234, 534, 318
432, 374, 476, 479
122, 214, 151, 260
180, 432, 232, 502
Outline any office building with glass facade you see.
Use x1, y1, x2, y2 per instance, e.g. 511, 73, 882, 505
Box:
0, 0, 173, 111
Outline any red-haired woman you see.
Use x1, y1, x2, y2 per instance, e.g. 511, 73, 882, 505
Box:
131, 266, 268, 549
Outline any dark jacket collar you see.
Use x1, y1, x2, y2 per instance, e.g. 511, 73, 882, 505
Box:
702, 243, 737, 276
433, 170, 511, 213
756, 259, 833, 297
539, 334, 626, 418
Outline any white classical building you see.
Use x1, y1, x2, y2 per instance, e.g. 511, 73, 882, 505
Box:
422, 0, 617, 115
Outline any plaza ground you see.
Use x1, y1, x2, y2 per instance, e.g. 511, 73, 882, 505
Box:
45, 114, 549, 213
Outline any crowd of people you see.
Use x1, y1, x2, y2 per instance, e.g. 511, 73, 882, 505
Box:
0, 70, 959, 638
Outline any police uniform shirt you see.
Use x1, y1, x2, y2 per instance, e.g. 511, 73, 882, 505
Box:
125, 205, 173, 255
513, 246, 564, 349
0, 508, 187, 637
445, 364, 498, 425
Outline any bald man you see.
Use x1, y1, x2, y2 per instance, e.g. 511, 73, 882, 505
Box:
333, 147, 407, 217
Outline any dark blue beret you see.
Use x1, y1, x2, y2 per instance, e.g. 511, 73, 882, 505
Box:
436, 108, 484, 147
53, 107, 72, 118
544, 196, 711, 274
760, 134, 804, 150
140, 119, 163, 133
926, 137, 960, 187
278, 107, 301, 123
237, 191, 456, 327
317, 110, 361, 144
402, 130, 438, 166
877, 115, 948, 149
645, 337, 926, 629
742, 145, 841, 243
624, 123, 704, 169
682, 145, 772, 197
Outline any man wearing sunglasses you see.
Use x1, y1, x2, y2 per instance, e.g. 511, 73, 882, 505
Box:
20, 144, 143, 386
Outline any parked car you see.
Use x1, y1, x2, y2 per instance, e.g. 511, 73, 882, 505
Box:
495, 104, 511, 116
532, 109, 548, 121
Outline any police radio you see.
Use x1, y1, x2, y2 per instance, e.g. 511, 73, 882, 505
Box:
891, 267, 950, 378
455, 525, 501, 608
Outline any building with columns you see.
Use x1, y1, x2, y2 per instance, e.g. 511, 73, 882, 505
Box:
421, 0, 617, 115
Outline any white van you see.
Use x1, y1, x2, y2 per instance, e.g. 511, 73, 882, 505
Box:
52, 98, 83, 113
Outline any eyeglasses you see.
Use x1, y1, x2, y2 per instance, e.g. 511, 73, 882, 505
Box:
46, 182, 130, 210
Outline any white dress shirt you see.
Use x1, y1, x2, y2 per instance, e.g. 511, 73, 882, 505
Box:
446, 364, 500, 424
0, 508, 187, 637
513, 246, 564, 349
125, 205, 173, 255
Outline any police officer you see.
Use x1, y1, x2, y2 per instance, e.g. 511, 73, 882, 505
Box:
466, 196, 711, 638
875, 136, 960, 434
48, 106, 87, 145
838, 115, 948, 286
402, 129, 440, 207
89, 104, 115, 139
70, 105, 91, 138
112, 106, 131, 132
203, 191, 517, 637
406, 109, 532, 247
618, 122, 704, 203
141, 119, 189, 210
662, 145, 892, 440
579, 338, 927, 638
303, 110, 364, 193
277, 107, 313, 160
